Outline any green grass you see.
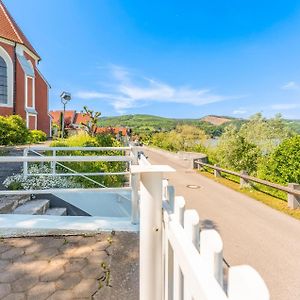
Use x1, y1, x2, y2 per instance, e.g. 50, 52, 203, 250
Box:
198, 170, 300, 220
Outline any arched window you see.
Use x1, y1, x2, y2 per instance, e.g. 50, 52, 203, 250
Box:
0, 56, 7, 104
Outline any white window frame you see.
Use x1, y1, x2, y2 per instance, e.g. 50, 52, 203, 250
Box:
25, 75, 35, 109
26, 113, 37, 130
0, 46, 13, 107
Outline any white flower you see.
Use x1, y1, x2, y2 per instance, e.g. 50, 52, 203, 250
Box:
3, 164, 82, 190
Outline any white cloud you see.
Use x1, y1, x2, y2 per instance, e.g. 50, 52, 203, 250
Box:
232, 108, 247, 115
75, 65, 242, 113
270, 103, 300, 110
281, 81, 299, 90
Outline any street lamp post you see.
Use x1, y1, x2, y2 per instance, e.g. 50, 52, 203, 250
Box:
60, 92, 71, 139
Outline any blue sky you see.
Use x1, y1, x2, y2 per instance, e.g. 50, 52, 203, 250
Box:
5, 0, 300, 119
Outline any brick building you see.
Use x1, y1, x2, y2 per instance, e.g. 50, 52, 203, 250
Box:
0, 0, 50, 135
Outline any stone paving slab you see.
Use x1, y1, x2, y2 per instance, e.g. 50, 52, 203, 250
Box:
0, 232, 139, 299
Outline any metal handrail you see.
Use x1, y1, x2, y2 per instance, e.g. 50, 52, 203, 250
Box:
29, 149, 107, 188
26, 148, 132, 201
195, 160, 300, 197
0, 156, 132, 163
28, 146, 131, 151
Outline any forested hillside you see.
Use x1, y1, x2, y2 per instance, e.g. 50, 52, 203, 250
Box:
100, 114, 300, 135
100, 114, 245, 137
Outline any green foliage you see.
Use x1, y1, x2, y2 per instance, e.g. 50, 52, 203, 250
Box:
28, 130, 47, 144
151, 125, 207, 152
239, 113, 293, 154
99, 114, 232, 137
284, 119, 300, 134
214, 125, 260, 174
81, 106, 101, 136
0, 115, 29, 145
257, 135, 300, 184
50, 133, 125, 187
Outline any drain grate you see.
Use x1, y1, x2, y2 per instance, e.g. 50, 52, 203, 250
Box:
186, 184, 201, 189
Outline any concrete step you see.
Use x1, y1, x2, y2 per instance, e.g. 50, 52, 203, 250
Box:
45, 207, 67, 216
13, 199, 50, 215
0, 195, 31, 214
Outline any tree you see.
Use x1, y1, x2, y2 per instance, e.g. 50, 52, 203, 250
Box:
239, 113, 293, 154
215, 125, 260, 174
257, 135, 300, 184
81, 106, 101, 137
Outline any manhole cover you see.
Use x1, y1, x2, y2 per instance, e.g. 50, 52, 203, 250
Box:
186, 184, 201, 189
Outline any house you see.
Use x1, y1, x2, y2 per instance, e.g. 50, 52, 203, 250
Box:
49, 110, 128, 136
0, 0, 50, 135
49, 110, 76, 129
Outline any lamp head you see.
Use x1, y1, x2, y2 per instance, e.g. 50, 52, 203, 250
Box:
60, 92, 71, 104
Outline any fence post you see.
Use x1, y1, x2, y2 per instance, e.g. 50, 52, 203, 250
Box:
51, 150, 56, 175
183, 209, 200, 299
227, 265, 269, 300
287, 183, 300, 209
173, 196, 185, 300
130, 147, 139, 224
131, 164, 175, 300
23, 148, 28, 179
240, 170, 250, 188
214, 164, 221, 178
200, 229, 224, 288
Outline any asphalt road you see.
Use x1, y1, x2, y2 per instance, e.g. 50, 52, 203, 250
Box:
145, 147, 300, 300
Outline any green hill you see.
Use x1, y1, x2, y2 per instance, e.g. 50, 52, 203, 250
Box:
99, 114, 300, 136
99, 114, 241, 136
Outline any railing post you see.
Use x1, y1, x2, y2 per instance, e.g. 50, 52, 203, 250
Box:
214, 164, 221, 178
51, 150, 56, 175
131, 165, 175, 300
23, 148, 28, 179
183, 209, 200, 299
287, 183, 300, 209
200, 229, 224, 288
173, 196, 185, 300
130, 147, 139, 224
227, 265, 269, 300
240, 170, 250, 188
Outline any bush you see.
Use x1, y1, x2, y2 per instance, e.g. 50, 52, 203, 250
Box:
0, 115, 29, 145
28, 130, 47, 144
214, 125, 260, 174
50, 133, 126, 187
257, 135, 300, 185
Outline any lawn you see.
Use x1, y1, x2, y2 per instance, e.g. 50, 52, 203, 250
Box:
198, 170, 300, 220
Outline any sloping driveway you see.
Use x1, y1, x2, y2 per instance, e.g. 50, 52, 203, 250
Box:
145, 147, 300, 300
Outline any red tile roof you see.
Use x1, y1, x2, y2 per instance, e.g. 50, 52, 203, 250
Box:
96, 127, 127, 136
50, 110, 128, 135
73, 113, 91, 125
0, 0, 40, 59
49, 110, 76, 127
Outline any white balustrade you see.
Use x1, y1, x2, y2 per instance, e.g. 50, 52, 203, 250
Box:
136, 157, 270, 300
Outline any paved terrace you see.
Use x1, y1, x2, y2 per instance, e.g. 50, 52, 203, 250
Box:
0, 232, 139, 300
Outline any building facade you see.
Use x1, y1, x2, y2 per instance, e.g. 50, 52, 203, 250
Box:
0, 0, 50, 135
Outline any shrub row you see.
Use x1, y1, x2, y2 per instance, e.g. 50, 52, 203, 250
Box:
50, 133, 126, 187
0, 115, 47, 145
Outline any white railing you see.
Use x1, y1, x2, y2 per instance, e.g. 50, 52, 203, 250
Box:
135, 154, 269, 300
0, 146, 139, 223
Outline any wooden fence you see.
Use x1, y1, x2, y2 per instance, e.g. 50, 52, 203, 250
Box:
194, 159, 300, 209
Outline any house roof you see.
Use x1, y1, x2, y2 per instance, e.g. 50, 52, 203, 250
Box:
96, 127, 128, 136
0, 0, 40, 59
49, 110, 76, 126
73, 113, 91, 125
